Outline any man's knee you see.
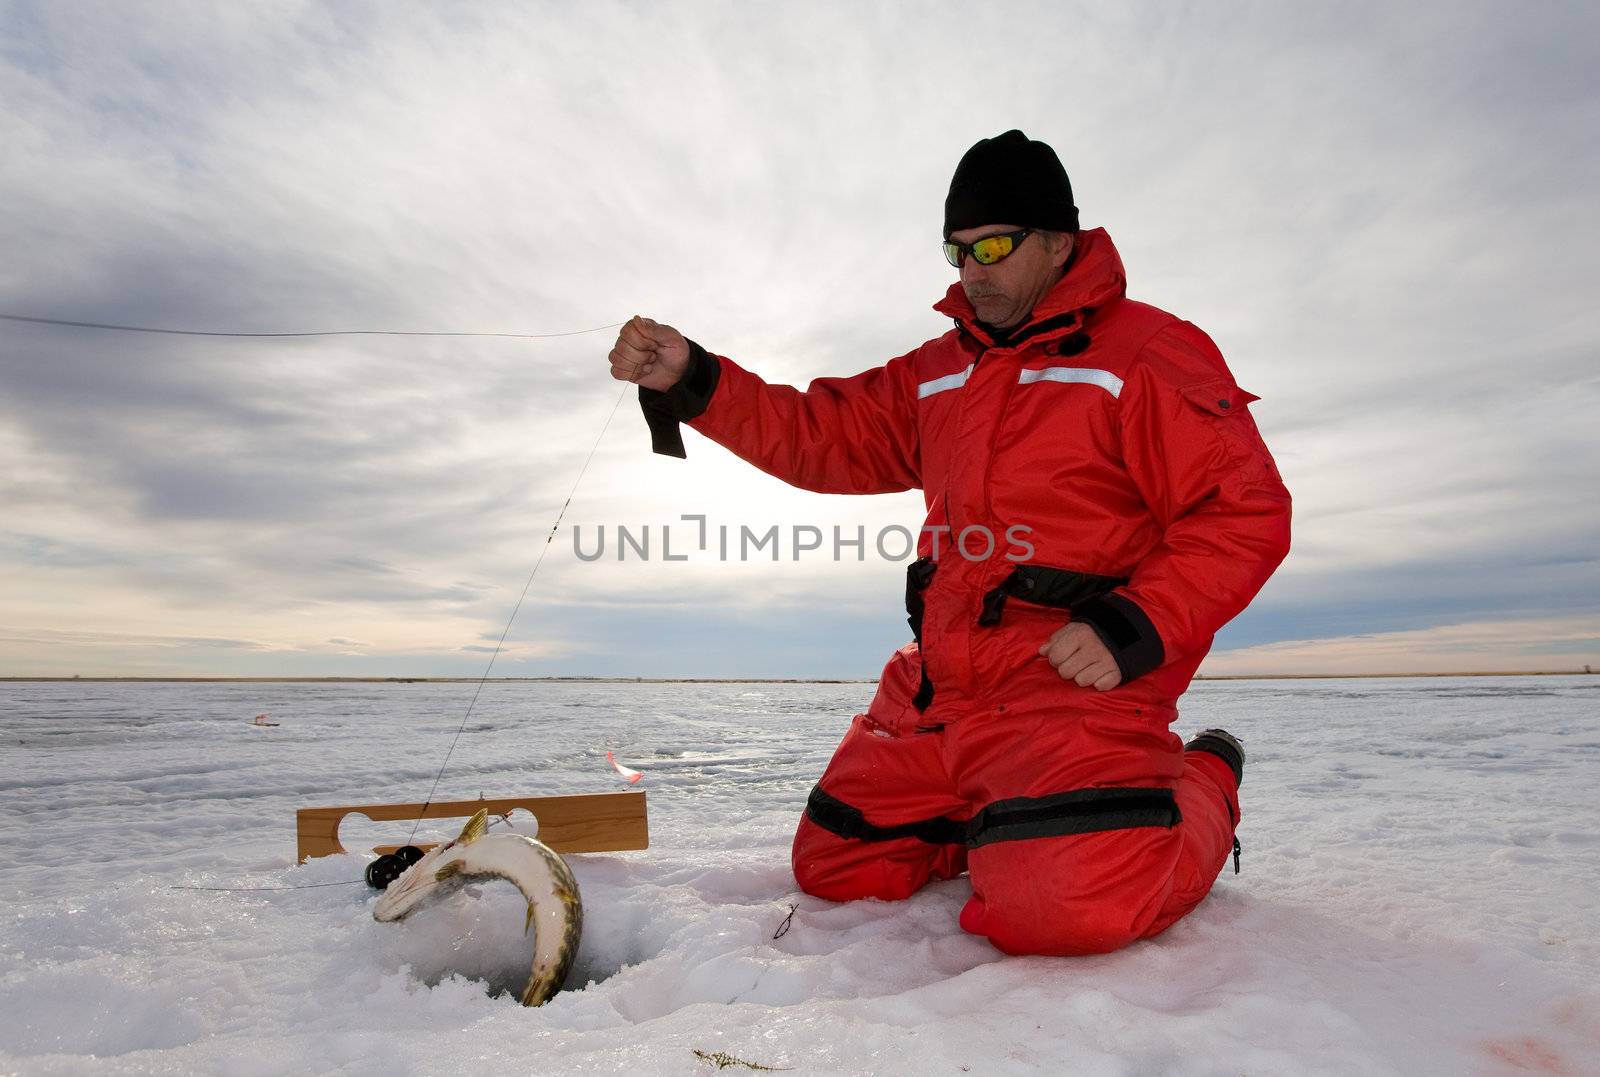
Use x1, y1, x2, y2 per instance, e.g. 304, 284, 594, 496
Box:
792, 815, 962, 903
792, 817, 893, 901
961, 831, 1176, 956
961, 892, 1147, 956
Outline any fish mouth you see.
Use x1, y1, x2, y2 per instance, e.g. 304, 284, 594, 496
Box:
371, 847, 457, 921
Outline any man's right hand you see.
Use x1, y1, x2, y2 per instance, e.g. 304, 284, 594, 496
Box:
608, 315, 691, 393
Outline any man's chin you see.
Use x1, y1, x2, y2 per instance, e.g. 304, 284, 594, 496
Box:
973, 300, 1017, 328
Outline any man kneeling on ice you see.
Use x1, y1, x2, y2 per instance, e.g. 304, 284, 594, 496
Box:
605, 130, 1291, 956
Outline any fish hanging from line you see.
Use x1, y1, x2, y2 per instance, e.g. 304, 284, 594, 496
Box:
372, 808, 582, 1006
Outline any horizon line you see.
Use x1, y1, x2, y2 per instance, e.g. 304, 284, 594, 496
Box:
1, 670, 1595, 685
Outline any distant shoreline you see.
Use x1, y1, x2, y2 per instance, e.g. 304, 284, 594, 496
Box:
0, 671, 1593, 684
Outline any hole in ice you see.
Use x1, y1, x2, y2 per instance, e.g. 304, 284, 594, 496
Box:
375, 876, 587, 1002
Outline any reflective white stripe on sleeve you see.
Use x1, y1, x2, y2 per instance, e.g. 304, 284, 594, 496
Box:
917, 364, 975, 400
1016, 366, 1124, 398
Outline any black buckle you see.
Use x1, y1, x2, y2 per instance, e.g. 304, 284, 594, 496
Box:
977, 580, 1011, 626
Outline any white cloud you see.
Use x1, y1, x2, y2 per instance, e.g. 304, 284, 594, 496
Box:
2, 2, 1597, 675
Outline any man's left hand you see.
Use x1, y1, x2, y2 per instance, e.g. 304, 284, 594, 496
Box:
1039, 623, 1123, 691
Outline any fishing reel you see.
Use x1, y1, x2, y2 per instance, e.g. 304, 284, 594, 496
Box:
365, 844, 426, 890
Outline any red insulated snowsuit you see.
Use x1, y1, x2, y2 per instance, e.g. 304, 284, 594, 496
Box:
640, 228, 1292, 955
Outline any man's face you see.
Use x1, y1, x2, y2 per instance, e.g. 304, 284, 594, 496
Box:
950, 224, 1073, 331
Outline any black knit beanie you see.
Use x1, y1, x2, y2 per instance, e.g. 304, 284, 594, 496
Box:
943, 129, 1079, 238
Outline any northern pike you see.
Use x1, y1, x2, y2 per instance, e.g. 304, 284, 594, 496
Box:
372, 808, 583, 1006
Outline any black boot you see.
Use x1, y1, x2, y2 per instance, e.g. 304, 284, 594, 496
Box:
1184, 728, 1244, 788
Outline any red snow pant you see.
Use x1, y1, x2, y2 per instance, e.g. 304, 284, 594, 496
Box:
791, 644, 1241, 956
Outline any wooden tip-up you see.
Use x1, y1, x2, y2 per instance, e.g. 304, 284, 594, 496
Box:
295, 791, 648, 863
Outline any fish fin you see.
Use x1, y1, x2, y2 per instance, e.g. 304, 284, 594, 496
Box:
455, 808, 490, 845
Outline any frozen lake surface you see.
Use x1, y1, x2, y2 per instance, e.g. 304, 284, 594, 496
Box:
2, 676, 1598, 1074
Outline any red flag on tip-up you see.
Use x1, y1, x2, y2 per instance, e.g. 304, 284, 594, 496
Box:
606, 751, 643, 784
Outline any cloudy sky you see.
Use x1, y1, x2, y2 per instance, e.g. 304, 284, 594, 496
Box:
2, 1, 1596, 678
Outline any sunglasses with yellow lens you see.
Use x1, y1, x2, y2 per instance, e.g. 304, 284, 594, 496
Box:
942, 228, 1034, 268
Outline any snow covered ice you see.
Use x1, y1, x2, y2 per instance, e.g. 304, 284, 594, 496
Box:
2, 677, 1598, 1075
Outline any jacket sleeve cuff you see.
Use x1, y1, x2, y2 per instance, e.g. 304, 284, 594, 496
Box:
638, 340, 721, 458
1071, 592, 1166, 683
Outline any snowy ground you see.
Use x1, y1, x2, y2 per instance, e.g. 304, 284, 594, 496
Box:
1, 676, 1598, 1075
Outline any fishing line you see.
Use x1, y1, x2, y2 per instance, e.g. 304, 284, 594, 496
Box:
172, 871, 469, 894
201, 363, 642, 877
0, 311, 623, 339
404, 375, 638, 843
171, 879, 366, 892
181, 369, 641, 887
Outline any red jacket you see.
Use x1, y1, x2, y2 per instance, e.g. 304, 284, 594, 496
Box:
643, 228, 1291, 719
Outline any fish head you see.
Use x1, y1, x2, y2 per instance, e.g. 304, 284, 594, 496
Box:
371, 808, 489, 922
